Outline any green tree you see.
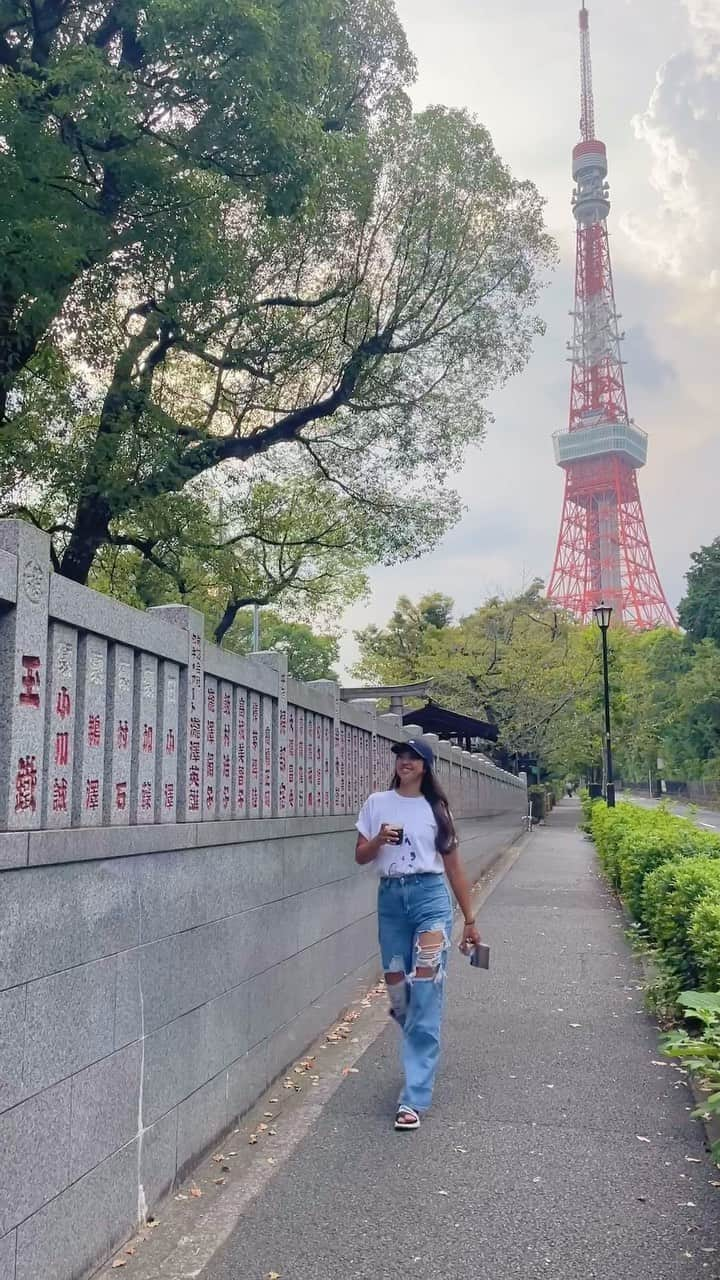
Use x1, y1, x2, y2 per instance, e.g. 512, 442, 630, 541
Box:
1, 7, 554, 603
90, 477, 373, 642
353, 592, 453, 683
223, 611, 339, 682
678, 538, 720, 645
354, 583, 603, 774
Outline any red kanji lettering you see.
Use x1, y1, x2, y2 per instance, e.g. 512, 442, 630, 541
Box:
163, 781, 175, 809
222, 754, 231, 780
207, 720, 215, 745
223, 692, 231, 716
87, 714, 101, 747
251, 786, 259, 809
189, 765, 200, 787
251, 730, 259, 751
188, 789, 200, 812
190, 716, 201, 738
165, 729, 176, 755
206, 784, 215, 808
223, 724, 231, 748
142, 724, 153, 753
115, 781, 128, 811
117, 720, 129, 749
85, 778, 100, 810
52, 777, 68, 813
14, 755, 38, 812
140, 781, 152, 811
56, 686, 72, 719
207, 688, 216, 713
19, 656, 41, 708
222, 784, 230, 809
55, 731, 69, 767
206, 754, 215, 779
189, 739, 201, 763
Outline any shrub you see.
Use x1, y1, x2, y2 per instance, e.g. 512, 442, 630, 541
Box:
642, 857, 720, 988
591, 801, 648, 889
690, 896, 720, 992
618, 820, 720, 922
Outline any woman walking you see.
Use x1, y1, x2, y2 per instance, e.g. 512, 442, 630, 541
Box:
355, 739, 481, 1130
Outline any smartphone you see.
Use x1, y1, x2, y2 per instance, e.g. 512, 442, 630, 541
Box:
470, 943, 490, 970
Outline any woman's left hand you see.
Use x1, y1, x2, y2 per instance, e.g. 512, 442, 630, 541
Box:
460, 920, 481, 954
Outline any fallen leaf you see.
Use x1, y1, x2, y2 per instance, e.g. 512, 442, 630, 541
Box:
569, 1023, 581, 1029
258, 1123, 268, 1132
249, 1135, 258, 1145
111, 1262, 127, 1270
266, 1272, 281, 1279
190, 1187, 202, 1198
263, 1112, 275, 1118
267, 1157, 276, 1165
269, 1098, 279, 1104
175, 1194, 188, 1201
708, 1180, 720, 1188
685, 1157, 702, 1163
438, 1190, 449, 1196
227, 1151, 237, 1156
636, 1136, 651, 1143
214, 1177, 226, 1186
212, 1154, 225, 1164
268, 1129, 277, 1136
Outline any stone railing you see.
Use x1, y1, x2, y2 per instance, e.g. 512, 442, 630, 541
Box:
0, 519, 525, 857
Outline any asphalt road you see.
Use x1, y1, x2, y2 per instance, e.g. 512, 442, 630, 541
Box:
201, 801, 720, 1280
620, 791, 720, 832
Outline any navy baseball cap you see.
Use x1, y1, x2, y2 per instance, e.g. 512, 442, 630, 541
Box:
392, 739, 434, 768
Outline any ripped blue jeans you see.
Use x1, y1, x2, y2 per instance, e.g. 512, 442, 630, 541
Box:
378, 872, 454, 1113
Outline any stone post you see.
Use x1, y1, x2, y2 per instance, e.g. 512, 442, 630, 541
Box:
149, 606, 205, 822
0, 522, 51, 831
252, 651, 285, 817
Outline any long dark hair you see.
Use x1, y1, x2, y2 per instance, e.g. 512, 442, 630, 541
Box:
391, 762, 458, 854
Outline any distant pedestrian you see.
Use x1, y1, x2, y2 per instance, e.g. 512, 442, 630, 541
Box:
355, 740, 481, 1130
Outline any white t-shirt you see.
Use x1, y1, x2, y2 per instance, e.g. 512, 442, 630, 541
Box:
356, 790, 447, 877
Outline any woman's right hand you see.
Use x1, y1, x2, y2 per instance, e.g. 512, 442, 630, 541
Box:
378, 823, 401, 846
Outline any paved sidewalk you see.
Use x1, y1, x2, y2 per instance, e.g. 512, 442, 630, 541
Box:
201, 801, 720, 1279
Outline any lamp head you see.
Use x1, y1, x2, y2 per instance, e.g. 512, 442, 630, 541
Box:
593, 601, 613, 631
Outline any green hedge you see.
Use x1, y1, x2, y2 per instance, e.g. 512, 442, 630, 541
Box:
690, 896, 720, 991
590, 800, 720, 994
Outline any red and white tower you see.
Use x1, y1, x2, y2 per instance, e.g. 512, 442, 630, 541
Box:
547, 2, 675, 628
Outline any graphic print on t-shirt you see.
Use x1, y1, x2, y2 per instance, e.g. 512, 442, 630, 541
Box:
387, 831, 416, 877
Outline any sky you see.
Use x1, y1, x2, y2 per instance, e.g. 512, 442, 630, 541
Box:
338, 0, 720, 676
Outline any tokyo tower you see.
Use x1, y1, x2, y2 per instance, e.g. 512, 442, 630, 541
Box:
547, 2, 675, 628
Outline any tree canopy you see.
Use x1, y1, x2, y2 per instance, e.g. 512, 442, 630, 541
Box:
0, 0, 554, 638
354, 581, 720, 787
678, 537, 720, 646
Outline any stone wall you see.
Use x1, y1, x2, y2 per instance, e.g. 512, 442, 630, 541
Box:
0, 519, 527, 1280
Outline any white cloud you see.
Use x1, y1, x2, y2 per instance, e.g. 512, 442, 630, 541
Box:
623, 0, 720, 301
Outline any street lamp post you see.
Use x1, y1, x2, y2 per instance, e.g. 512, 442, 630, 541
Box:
593, 602, 615, 808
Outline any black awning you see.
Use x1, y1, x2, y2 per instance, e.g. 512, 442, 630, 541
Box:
402, 701, 498, 743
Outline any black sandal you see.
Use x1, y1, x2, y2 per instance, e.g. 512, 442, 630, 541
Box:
394, 1105, 420, 1130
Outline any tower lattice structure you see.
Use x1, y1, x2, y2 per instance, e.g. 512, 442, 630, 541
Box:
547, 2, 675, 628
